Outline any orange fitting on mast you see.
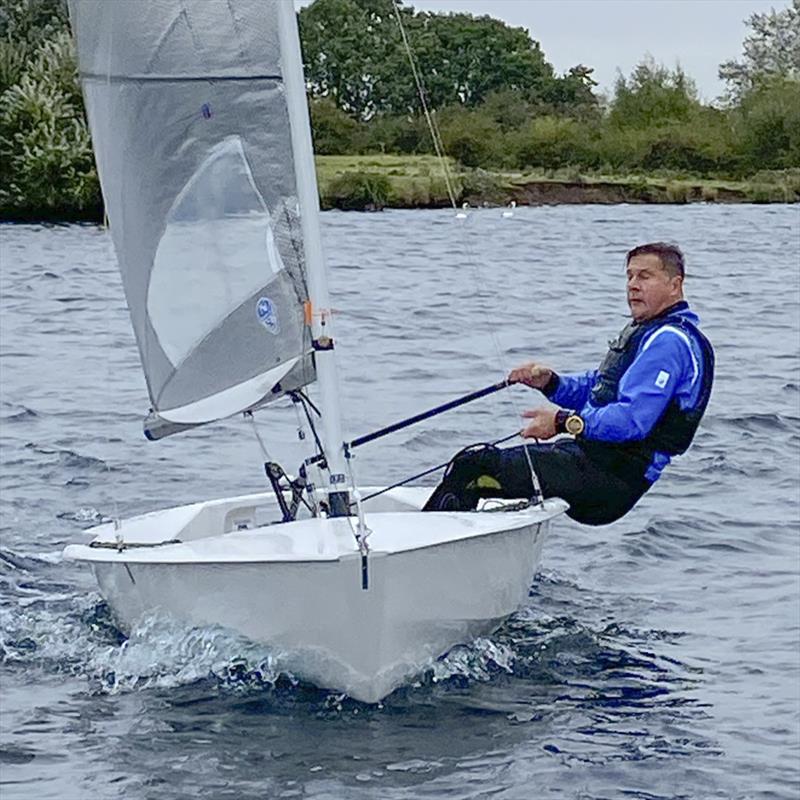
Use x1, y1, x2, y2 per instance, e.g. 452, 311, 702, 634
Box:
304, 302, 338, 327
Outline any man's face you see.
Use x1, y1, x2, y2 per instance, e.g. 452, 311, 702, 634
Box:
626, 253, 684, 322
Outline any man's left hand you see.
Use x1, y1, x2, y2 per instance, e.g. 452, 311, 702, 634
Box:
521, 402, 560, 439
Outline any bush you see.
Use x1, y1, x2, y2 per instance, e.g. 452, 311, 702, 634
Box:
745, 183, 786, 203
319, 171, 390, 210
362, 113, 432, 155
0, 30, 100, 217
588, 106, 740, 176
735, 78, 800, 171
665, 181, 690, 203
0, 0, 69, 95
639, 127, 732, 174
436, 107, 503, 168
459, 168, 508, 204
309, 98, 364, 155
0, 39, 28, 95
512, 116, 597, 171
481, 89, 533, 132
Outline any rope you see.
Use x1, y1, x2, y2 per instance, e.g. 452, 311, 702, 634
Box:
389, 3, 543, 503
297, 388, 321, 417
290, 391, 325, 463
344, 448, 371, 552
354, 429, 522, 506
391, 1, 458, 209
245, 410, 273, 463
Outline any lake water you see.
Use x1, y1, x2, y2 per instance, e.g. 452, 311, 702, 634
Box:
1, 204, 799, 799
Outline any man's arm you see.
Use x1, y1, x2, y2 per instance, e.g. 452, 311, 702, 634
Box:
508, 362, 598, 409
580, 332, 694, 442
547, 370, 599, 410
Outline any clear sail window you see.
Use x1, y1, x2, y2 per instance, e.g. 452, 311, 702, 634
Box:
147, 136, 286, 367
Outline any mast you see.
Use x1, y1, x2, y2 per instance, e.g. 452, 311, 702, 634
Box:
277, 2, 350, 516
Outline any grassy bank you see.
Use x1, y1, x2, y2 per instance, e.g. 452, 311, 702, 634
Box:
316, 155, 800, 210
2, 156, 797, 222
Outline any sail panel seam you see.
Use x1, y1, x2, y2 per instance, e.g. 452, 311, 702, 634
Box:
79, 72, 283, 83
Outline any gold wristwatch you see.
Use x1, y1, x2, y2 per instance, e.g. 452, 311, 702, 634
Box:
555, 409, 585, 436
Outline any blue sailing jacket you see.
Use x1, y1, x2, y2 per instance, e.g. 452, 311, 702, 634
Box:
547, 301, 714, 483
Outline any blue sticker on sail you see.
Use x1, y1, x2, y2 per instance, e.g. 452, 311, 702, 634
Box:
256, 297, 279, 334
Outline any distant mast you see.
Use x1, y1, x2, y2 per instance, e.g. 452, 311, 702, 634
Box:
277, 3, 349, 515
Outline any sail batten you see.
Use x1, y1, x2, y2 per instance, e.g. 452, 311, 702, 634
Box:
69, 0, 316, 435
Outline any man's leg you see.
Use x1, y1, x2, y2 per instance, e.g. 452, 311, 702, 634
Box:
422, 444, 509, 512
422, 442, 554, 512
423, 441, 650, 525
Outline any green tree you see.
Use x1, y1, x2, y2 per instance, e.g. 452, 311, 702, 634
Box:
299, 0, 400, 119
309, 97, 365, 154
362, 112, 431, 153
0, 28, 99, 217
512, 116, 596, 170
436, 105, 503, 167
735, 77, 800, 169
480, 88, 533, 131
719, 0, 800, 103
0, 0, 68, 93
587, 59, 743, 175
609, 58, 701, 129
402, 11, 555, 109
542, 64, 600, 118
298, 0, 572, 119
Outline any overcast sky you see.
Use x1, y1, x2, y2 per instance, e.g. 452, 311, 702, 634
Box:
296, 0, 789, 102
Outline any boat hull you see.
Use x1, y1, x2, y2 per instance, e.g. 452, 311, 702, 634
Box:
65, 491, 567, 702
89, 522, 544, 701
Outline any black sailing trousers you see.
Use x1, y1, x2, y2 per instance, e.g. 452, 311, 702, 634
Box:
422, 440, 651, 526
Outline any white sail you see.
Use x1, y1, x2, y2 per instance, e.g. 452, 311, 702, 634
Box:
68, 0, 317, 429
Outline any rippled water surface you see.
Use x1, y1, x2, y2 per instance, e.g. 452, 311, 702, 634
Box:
1, 205, 799, 799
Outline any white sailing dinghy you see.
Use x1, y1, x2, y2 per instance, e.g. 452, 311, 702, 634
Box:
63, 0, 567, 703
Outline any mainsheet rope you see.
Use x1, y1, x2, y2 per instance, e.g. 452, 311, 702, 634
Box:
355, 429, 521, 506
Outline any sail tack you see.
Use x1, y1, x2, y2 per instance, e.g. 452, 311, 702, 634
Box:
68, 0, 316, 427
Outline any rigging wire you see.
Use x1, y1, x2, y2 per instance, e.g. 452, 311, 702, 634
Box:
391, 1, 458, 208
390, 1, 543, 502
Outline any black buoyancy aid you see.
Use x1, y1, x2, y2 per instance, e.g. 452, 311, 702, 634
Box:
580, 301, 715, 481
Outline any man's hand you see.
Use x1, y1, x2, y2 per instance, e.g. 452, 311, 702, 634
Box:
521, 402, 560, 439
509, 361, 553, 390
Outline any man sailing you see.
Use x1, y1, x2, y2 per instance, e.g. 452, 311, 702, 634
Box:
424, 242, 715, 525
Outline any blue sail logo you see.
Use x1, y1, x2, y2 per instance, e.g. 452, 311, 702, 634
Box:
256, 297, 279, 335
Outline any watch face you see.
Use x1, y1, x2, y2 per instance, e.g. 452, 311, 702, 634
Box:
565, 415, 585, 435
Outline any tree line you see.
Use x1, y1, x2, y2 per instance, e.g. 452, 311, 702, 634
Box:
302, 0, 799, 175
1, 0, 798, 219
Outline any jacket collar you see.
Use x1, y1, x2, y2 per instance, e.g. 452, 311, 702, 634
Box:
635, 300, 689, 327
